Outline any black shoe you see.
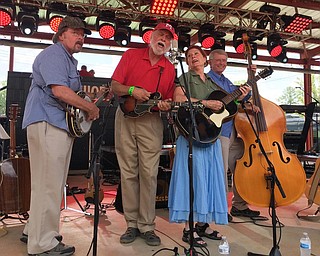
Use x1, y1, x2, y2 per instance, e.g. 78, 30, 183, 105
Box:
120, 227, 140, 244
20, 233, 63, 244
28, 242, 75, 256
141, 230, 161, 246
230, 206, 260, 217
228, 213, 233, 222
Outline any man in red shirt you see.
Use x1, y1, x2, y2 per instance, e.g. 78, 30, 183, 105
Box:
79, 65, 91, 77
111, 23, 176, 246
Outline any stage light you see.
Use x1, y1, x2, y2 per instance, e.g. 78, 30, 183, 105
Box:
211, 31, 226, 50
114, 19, 131, 47
267, 33, 288, 63
48, 15, 63, 32
0, 8, 11, 26
99, 23, 115, 39
255, 4, 280, 41
17, 6, 39, 35
233, 30, 258, 59
139, 17, 157, 44
274, 49, 288, 63
150, 0, 178, 16
251, 42, 258, 60
176, 25, 191, 52
281, 14, 312, 34
96, 10, 115, 39
198, 23, 215, 49
46, 2, 68, 32
0, 0, 15, 27
233, 30, 246, 54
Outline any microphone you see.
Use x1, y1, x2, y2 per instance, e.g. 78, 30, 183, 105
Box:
168, 40, 184, 63
295, 86, 320, 104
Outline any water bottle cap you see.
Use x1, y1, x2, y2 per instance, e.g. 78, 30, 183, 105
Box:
303, 232, 308, 236
222, 235, 226, 239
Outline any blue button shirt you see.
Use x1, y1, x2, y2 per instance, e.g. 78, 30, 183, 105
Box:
22, 42, 81, 132
207, 70, 237, 138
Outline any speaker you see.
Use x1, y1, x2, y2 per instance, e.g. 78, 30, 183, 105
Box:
155, 166, 171, 208
114, 167, 172, 213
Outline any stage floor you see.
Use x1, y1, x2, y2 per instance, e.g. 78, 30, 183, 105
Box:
1, 174, 320, 256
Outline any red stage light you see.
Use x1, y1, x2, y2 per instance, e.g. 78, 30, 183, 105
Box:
235, 42, 245, 53
150, 0, 178, 16
201, 36, 215, 49
198, 23, 215, 49
283, 14, 312, 34
141, 29, 152, 44
99, 23, 115, 39
270, 45, 283, 57
49, 15, 63, 32
0, 9, 12, 26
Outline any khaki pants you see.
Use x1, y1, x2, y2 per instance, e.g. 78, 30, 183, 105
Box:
24, 122, 74, 254
115, 108, 163, 233
220, 128, 248, 210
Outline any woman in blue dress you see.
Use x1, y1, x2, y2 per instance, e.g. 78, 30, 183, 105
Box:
168, 45, 228, 247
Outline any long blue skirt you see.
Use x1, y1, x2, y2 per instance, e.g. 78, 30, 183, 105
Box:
168, 136, 228, 225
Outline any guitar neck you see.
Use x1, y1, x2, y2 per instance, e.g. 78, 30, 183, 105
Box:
221, 73, 262, 105
143, 99, 203, 110
9, 120, 16, 158
94, 89, 110, 106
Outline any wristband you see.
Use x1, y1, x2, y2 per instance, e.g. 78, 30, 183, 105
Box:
128, 86, 135, 96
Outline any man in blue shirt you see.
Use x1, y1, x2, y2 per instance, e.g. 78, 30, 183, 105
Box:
207, 49, 260, 221
21, 16, 100, 256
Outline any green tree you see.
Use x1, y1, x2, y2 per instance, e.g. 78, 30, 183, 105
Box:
0, 80, 7, 115
277, 74, 320, 105
277, 86, 303, 105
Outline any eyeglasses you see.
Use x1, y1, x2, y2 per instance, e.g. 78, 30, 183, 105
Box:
70, 30, 86, 39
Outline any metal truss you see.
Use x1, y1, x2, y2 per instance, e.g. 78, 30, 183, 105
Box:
8, 0, 317, 44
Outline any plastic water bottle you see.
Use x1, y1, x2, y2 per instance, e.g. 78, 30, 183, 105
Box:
300, 232, 311, 256
218, 236, 230, 255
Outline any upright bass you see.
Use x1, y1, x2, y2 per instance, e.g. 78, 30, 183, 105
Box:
234, 34, 306, 207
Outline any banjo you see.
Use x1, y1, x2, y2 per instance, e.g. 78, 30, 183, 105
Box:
66, 85, 111, 138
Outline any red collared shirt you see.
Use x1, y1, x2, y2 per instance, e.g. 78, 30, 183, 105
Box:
112, 47, 175, 100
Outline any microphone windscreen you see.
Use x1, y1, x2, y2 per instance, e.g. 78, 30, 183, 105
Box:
171, 39, 178, 50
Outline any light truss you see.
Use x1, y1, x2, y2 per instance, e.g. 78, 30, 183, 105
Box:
6, 0, 317, 44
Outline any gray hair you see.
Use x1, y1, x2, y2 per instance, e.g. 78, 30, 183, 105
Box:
209, 49, 228, 60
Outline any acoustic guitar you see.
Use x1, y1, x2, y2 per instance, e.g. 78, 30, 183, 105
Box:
0, 104, 31, 218
175, 67, 273, 143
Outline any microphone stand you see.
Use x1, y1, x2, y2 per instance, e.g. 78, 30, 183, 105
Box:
85, 133, 103, 256
176, 55, 201, 256
296, 86, 320, 153
242, 103, 285, 256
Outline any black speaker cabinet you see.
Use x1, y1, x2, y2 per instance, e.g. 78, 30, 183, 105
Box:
155, 167, 172, 208
114, 167, 172, 213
